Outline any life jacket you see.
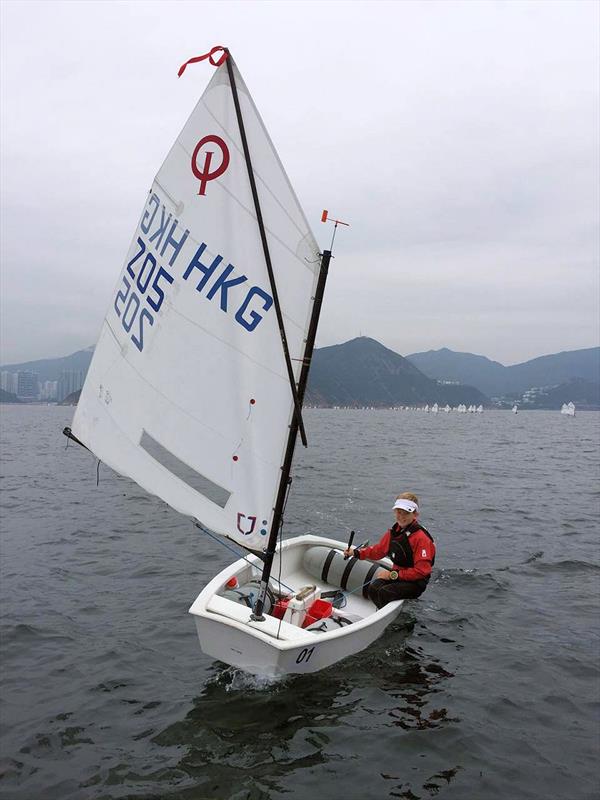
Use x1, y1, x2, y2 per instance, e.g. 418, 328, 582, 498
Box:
388, 521, 435, 586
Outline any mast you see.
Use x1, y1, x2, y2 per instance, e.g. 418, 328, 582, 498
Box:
251, 248, 332, 619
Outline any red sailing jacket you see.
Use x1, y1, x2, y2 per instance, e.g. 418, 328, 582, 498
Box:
357, 522, 436, 583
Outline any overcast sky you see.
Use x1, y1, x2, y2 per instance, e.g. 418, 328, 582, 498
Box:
1, 0, 598, 367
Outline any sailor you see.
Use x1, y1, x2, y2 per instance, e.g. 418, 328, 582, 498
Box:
343, 493, 436, 608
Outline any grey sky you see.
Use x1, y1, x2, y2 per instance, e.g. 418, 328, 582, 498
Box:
1, 0, 598, 367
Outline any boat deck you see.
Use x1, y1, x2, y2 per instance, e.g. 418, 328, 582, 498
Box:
271, 569, 375, 618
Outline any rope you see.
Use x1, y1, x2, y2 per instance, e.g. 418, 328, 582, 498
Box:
193, 522, 295, 595
275, 477, 293, 639
194, 521, 384, 621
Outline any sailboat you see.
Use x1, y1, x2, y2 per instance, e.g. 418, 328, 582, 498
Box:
561, 402, 575, 416
63, 47, 406, 677
512, 405, 518, 414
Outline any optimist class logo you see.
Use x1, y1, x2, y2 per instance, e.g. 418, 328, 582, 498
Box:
191, 135, 230, 195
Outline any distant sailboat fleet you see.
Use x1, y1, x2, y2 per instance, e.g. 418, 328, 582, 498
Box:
324, 402, 578, 414
326, 404, 487, 412
383, 403, 485, 412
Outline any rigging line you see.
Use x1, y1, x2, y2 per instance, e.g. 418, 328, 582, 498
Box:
193, 522, 295, 594
275, 475, 293, 640
336, 571, 385, 599
225, 52, 308, 449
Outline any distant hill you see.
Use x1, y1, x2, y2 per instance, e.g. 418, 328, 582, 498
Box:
535, 378, 600, 410
59, 390, 81, 406
0, 347, 94, 382
4, 339, 599, 409
408, 346, 600, 397
506, 349, 600, 394
305, 337, 489, 407
0, 388, 20, 403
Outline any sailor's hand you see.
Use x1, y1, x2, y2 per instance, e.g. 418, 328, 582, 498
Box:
343, 547, 354, 558
376, 568, 392, 580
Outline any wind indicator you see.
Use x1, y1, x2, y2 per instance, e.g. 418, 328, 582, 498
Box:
321, 209, 349, 252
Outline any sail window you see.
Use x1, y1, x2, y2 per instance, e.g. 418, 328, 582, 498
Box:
139, 431, 231, 508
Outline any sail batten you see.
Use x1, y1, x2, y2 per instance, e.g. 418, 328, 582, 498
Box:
71, 55, 320, 548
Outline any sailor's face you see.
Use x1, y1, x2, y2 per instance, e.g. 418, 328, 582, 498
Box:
395, 508, 416, 527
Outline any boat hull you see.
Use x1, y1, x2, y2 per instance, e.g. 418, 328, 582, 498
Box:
189, 534, 405, 676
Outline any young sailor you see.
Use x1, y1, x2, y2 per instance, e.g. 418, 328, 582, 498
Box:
343, 493, 436, 608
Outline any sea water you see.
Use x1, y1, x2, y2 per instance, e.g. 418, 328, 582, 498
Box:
0, 406, 598, 800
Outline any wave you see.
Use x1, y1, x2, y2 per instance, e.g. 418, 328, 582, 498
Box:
521, 559, 600, 575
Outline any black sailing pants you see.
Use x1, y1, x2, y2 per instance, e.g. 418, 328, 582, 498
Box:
368, 578, 425, 609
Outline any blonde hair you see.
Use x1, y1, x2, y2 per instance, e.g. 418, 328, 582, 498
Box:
397, 491, 420, 506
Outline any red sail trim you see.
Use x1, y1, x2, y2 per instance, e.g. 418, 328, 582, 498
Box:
178, 46, 229, 77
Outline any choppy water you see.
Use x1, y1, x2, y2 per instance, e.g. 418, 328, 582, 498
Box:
0, 405, 599, 800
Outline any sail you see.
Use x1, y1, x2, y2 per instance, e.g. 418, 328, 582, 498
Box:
71, 56, 321, 550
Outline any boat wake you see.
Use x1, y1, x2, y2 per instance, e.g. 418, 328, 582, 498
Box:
208, 664, 285, 693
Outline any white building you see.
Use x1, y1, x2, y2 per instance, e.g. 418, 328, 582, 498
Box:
40, 380, 59, 401
1, 371, 18, 394
57, 370, 85, 402
17, 371, 39, 400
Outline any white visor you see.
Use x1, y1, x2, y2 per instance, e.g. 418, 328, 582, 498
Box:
393, 499, 418, 513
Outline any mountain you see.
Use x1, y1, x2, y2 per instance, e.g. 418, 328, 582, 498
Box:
406, 348, 506, 396
0, 388, 20, 403
4, 339, 598, 409
305, 337, 489, 407
522, 378, 600, 410
0, 347, 94, 382
506, 349, 600, 393
407, 346, 600, 397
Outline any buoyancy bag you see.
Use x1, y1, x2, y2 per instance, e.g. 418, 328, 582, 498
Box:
220, 579, 275, 615
303, 547, 382, 599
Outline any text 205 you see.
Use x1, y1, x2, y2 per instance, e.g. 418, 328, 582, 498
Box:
113, 237, 174, 352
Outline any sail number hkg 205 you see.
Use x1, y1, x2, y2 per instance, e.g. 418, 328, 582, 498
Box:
114, 238, 174, 351
113, 192, 274, 351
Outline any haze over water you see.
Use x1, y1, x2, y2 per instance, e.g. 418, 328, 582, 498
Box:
1, 406, 599, 799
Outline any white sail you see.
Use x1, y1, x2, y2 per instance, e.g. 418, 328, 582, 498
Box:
71, 57, 320, 550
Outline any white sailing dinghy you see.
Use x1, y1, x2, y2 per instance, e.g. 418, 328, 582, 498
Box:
64, 47, 405, 677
